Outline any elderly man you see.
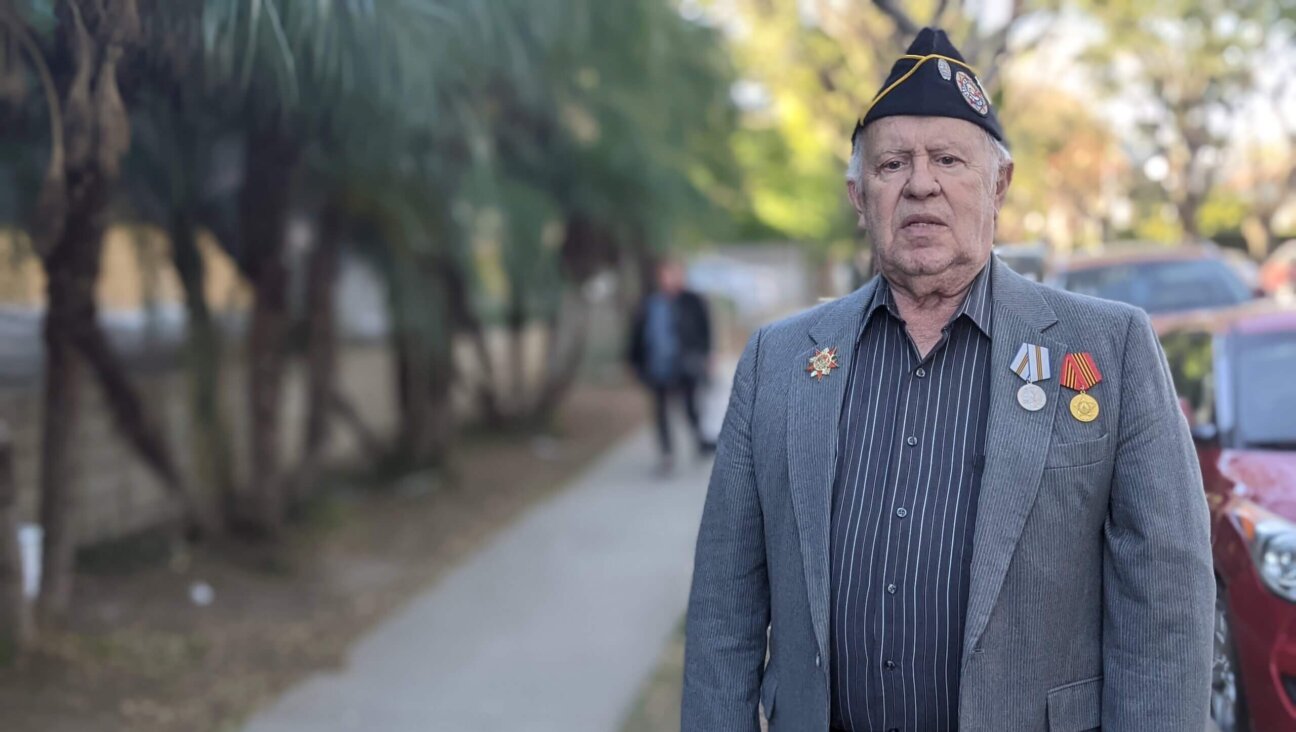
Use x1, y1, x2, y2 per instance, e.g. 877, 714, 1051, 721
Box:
682, 28, 1213, 732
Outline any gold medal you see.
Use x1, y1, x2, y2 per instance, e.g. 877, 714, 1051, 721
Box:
1061, 352, 1103, 423
1070, 392, 1099, 422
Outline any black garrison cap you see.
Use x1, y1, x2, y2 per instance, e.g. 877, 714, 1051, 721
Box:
852, 27, 1005, 147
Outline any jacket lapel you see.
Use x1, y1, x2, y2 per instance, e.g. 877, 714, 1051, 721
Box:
786, 280, 876, 662
962, 261, 1066, 667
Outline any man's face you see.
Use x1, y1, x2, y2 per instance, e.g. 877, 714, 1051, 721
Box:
848, 116, 1011, 281
657, 262, 684, 294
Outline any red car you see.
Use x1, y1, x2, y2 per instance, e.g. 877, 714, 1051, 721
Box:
1158, 302, 1296, 732
1260, 240, 1296, 298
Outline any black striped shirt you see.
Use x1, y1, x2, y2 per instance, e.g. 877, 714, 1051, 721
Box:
829, 264, 993, 732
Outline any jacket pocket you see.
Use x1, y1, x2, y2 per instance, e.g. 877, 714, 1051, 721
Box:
1047, 675, 1102, 731
1043, 433, 1110, 469
760, 673, 777, 721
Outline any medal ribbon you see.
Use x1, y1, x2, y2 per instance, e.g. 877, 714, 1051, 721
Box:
1061, 352, 1102, 392
1010, 343, 1051, 383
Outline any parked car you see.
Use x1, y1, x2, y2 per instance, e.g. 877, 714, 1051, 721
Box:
1221, 247, 1262, 295
1158, 302, 1296, 732
1049, 244, 1255, 315
993, 243, 1048, 282
1260, 240, 1296, 298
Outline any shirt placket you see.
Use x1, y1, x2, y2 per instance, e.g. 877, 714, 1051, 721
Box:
880, 338, 934, 732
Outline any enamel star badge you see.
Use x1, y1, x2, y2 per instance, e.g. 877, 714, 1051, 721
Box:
806, 347, 840, 381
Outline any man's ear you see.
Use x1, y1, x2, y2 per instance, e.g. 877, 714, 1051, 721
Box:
846, 180, 865, 217
994, 162, 1014, 212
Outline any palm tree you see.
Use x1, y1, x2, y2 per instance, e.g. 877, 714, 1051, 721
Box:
0, 0, 218, 620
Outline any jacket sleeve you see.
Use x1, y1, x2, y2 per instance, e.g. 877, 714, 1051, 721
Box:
695, 292, 713, 356
1102, 309, 1214, 730
627, 304, 646, 378
681, 328, 769, 732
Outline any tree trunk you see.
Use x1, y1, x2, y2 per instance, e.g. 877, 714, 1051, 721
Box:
0, 421, 32, 663
531, 286, 590, 423
171, 215, 236, 526
394, 329, 432, 461
1177, 197, 1202, 242
237, 129, 296, 537
36, 167, 103, 621
31, 0, 148, 620
435, 256, 500, 426
389, 265, 453, 466
390, 264, 428, 463
507, 294, 527, 415
304, 203, 341, 460
36, 259, 86, 619
328, 391, 385, 463
288, 198, 342, 507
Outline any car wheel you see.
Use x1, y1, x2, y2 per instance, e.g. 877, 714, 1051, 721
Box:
1213, 584, 1250, 732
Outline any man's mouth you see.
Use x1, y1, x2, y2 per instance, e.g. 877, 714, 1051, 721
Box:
901, 214, 947, 230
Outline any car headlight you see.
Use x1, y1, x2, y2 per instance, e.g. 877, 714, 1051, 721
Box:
1233, 500, 1296, 602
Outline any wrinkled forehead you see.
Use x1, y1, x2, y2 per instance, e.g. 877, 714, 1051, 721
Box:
861, 115, 986, 157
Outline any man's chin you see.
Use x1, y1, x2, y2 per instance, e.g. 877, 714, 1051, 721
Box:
890, 255, 958, 279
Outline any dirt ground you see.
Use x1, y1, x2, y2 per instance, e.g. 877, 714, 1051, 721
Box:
619, 621, 685, 732
0, 383, 645, 732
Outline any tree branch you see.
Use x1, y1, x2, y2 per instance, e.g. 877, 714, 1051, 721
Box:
932, 0, 955, 27
0, 7, 68, 255
872, 0, 920, 46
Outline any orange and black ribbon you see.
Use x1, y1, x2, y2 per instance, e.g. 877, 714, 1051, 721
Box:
1060, 352, 1102, 393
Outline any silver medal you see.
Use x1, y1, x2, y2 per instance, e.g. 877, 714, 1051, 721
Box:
1017, 382, 1047, 412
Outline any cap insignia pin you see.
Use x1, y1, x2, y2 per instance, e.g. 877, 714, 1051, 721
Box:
955, 70, 990, 116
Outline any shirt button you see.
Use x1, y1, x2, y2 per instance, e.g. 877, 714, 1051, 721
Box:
915, 367, 927, 378
884, 660, 897, 670
906, 435, 918, 447
896, 507, 908, 518
887, 583, 897, 594
815, 653, 821, 667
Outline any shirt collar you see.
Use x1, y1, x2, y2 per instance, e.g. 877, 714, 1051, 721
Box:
862, 260, 994, 339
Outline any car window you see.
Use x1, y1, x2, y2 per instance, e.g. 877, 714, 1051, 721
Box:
1062, 259, 1252, 314
995, 252, 1045, 281
1233, 333, 1296, 449
1162, 331, 1215, 428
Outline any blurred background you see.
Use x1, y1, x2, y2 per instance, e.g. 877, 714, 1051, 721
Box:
0, 1, 1293, 731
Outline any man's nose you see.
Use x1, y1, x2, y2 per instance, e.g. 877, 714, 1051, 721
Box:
903, 159, 941, 198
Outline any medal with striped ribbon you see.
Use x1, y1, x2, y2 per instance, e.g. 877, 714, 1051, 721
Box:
1061, 352, 1102, 422
1010, 343, 1051, 411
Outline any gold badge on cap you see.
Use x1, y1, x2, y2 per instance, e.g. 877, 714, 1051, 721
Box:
1061, 352, 1103, 422
806, 347, 840, 382
1009, 343, 1051, 412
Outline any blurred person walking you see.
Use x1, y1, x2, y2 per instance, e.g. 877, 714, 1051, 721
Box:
628, 260, 715, 475
682, 28, 1213, 732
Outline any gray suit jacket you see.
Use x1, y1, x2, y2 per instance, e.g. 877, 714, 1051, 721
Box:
682, 259, 1213, 732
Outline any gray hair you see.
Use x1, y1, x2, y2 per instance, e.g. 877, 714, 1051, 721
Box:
847, 126, 1012, 186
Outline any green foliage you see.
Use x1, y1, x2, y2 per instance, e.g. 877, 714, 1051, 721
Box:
1198, 193, 1250, 238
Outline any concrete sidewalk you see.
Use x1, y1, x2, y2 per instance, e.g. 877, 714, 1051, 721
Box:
241, 378, 730, 732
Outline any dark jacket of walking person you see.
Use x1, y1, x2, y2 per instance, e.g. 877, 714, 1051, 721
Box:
628, 261, 714, 468
681, 27, 1213, 732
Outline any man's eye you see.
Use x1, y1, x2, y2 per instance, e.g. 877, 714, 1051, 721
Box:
937, 155, 959, 165
882, 160, 905, 171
